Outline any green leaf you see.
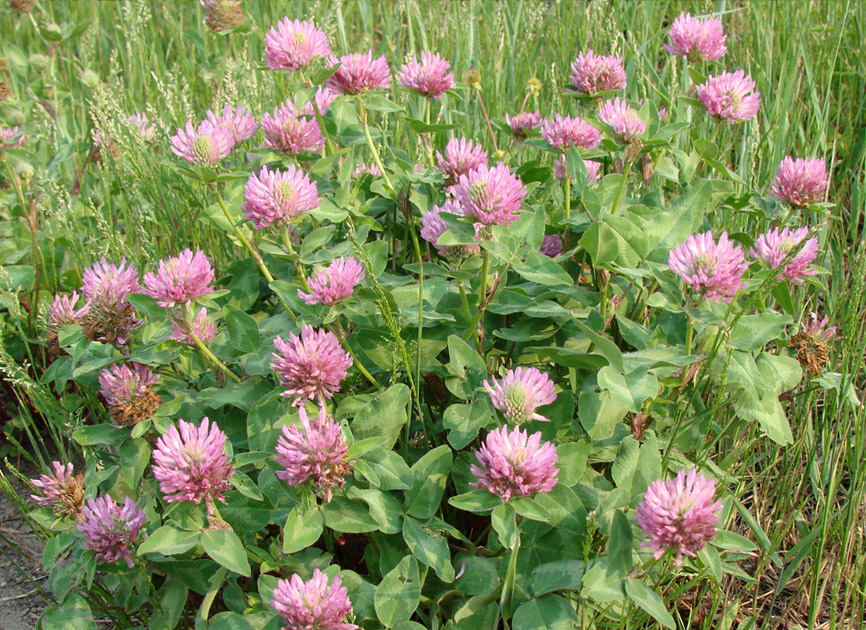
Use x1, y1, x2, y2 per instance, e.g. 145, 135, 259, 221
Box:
607, 511, 633, 573
597, 366, 658, 413
531, 561, 584, 596
511, 497, 550, 522
126, 293, 165, 319
138, 526, 201, 557
443, 400, 490, 450
712, 530, 757, 551
346, 487, 404, 534
374, 555, 421, 627
572, 318, 624, 373
512, 252, 575, 287
624, 578, 675, 629
556, 442, 589, 486
72, 424, 126, 447
346, 436, 390, 460
201, 529, 251, 576
735, 390, 793, 445
363, 94, 405, 113
283, 505, 323, 554
491, 502, 518, 548
39, 594, 96, 630
230, 472, 264, 501
449, 489, 502, 513
351, 384, 410, 451
512, 595, 579, 630
208, 612, 254, 630
225, 308, 260, 353
404, 445, 453, 520
729, 313, 791, 351
157, 577, 188, 629
405, 118, 458, 133
402, 516, 455, 582
321, 496, 379, 533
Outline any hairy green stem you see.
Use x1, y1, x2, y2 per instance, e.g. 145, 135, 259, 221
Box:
190, 330, 241, 383
329, 322, 381, 390
282, 229, 311, 292
215, 191, 274, 283
357, 100, 394, 192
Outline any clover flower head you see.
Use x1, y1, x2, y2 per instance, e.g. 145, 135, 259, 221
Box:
170, 119, 234, 166
99, 362, 161, 426
554, 155, 602, 183
30, 461, 84, 517
539, 234, 563, 258
635, 469, 723, 566
298, 256, 365, 306
668, 231, 748, 302
436, 137, 488, 184
142, 249, 215, 308
170, 306, 217, 345
598, 97, 646, 144
398, 51, 455, 99
453, 163, 526, 227
696, 70, 761, 123
206, 104, 258, 144
80, 258, 142, 346
569, 50, 627, 95
483, 366, 557, 423
243, 164, 320, 229
471, 426, 559, 502
505, 111, 543, 141
271, 569, 358, 630
770, 157, 828, 207
751, 227, 818, 284
541, 114, 601, 152
127, 113, 157, 143
272, 326, 353, 406
326, 51, 391, 95
265, 18, 331, 71
664, 12, 728, 62
77, 495, 146, 568
262, 100, 324, 155
790, 311, 836, 375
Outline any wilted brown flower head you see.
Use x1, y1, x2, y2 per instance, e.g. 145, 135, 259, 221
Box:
789, 312, 835, 375
201, 0, 245, 33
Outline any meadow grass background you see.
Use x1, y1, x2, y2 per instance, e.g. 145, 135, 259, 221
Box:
1, 0, 865, 627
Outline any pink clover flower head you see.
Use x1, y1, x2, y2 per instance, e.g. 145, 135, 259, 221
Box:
152, 417, 233, 510
664, 12, 728, 62
470, 425, 559, 502
243, 164, 320, 229
751, 227, 818, 284
30, 461, 84, 516
598, 97, 646, 144
483, 366, 557, 424
170, 119, 234, 166
271, 325, 353, 406
436, 137, 488, 184
271, 568, 358, 630
82, 258, 141, 310
143, 249, 215, 308
127, 113, 156, 143
77, 495, 146, 568
802, 312, 836, 342
262, 100, 324, 155
298, 256, 365, 306
569, 49, 627, 95
420, 199, 464, 254
554, 155, 601, 183
206, 104, 258, 145
539, 234, 563, 258
453, 163, 526, 227
300, 86, 340, 117
170, 307, 217, 345
49, 291, 88, 330
668, 231, 747, 302
505, 111, 543, 141
696, 70, 761, 124
98, 362, 160, 408
635, 468, 723, 566
770, 157, 828, 207
0, 126, 23, 148
352, 162, 381, 178
326, 51, 391, 95
398, 51, 455, 99
541, 114, 601, 152
275, 406, 352, 502
265, 18, 331, 72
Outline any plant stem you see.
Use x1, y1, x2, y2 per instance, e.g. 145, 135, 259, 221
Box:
309, 95, 336, 155
564, 174, 571, 221
610, 162, 631, 215
329, 322, 381, 390
357, 100, 394, 192
190, 330, 241, 383
457, 278, 480, 347
476, 90, 500, 154
282, 229, 311, 292
215, 190, 274, 283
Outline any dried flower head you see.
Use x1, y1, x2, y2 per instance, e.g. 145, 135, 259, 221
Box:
206, 104, 258, 145
398, 51, 455, 99
696, 70, 761, 124
265, 18, 331, 71
569, 50, 627, 95
505, 111, 543, 141
436, 137, 488, 185
275, 406, 352, 502
30, 461, 85, 517
201, 0, 245, 33
99, 362, 161, 427
143, 249, 215, 308
272, 326, 353, 406
261, 100, 324, 155
80, 258, 142, 346
541, 114, 601, 152
668, 231, 748, 302
790, 312, 836, 375
271, 569, 358, 630
554, 155, 602, 183
539, 234, 563, 258
635, 469, 723, 566
471, 426, 559, 502
453, 163, 526, 227
77, 495, 146, 568
170, 119, 234, 166
751, 227, 818, 284
8, 0, 36, 14
484, 366, 557, 424
298, 257, 365, 306
152, 417, 234, 511
664, 12, 727, 62
326, 51, 391, 95
598, 97, 646, 144
770, 157, 828, 207
243, 164, 320, 229
170, 306, 217, 345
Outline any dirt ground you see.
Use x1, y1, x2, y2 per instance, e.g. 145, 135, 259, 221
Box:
0, 469, 49, 630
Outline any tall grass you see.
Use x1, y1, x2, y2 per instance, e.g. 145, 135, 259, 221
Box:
1, 0, 864, 627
